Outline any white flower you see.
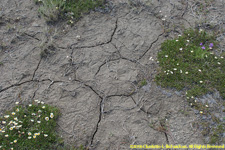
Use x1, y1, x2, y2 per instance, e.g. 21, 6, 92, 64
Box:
37, 121, 41, 123
191, 96, 194, 99
177, 63, 179, 65
190, 103, 192, 106
199, 81, 203, 83
13, 121, 18, 125
162, 18, 165, 21
200, 111, 203, 114
70, 20, 74, 24
32, 113, 36, 116
42, 106, 46, 109
15, 102, 19, 105
198, 69, 202, 72
29, 104, 32, 107
187, 40, 190, 42
165, 55, 168, 58
28, 136, 32, 139
16, 125, 22, 129
11, 112, 16, 115
179, 48, 182, 51
221, 56, 224, 59
30, 119, 34, 122
199, 29, 203, 33
215, 56, 217, 59
34, 133, 38, 136
33, 135, 36, 139
205, 55, 208, 58
2, 121, 6, 124
180, 70, 182, 73
185, 72, 188, 74
164, 71, 166, 73
173, 68, 177, 71
4, 115, 9, 118
218, 62, 221, 65
50, 113, 54, 118
45, 117, 49, 121
205, 105, 209, 107
14, 117, 18, 121
28, 132, 32, 136
24, 115, 27, 117
16, 108, 19, 112
176, 40, 179, 42
38, 110, 42, 113
9, 120, 13, 125
44, 134, 48, 137
190, 50, 193, 53
170, 71, 173, 74
178, 35, 181, 37
5, 134, 9, 137
14, 140, 17, 143
41, 101, 45, 104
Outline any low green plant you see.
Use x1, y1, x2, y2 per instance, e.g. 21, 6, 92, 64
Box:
156, 28, 225, 99
0, 100, 61, 149
140, 79, 147, 87
38, 0, 66, 22
209, 123, 225, 144
36, 0, 105, 22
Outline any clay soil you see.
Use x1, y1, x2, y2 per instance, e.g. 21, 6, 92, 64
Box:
0, 0, 224, 149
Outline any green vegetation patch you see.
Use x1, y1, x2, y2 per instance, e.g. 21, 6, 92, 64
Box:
35, 0, 105, 23
156, 29, 225, 99
0, 100, 61, 150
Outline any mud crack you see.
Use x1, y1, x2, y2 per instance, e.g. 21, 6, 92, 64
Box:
74, 79, 103, 146
70, 18, 118, 49
138, 32, 164, 60
32, 58, 42, 80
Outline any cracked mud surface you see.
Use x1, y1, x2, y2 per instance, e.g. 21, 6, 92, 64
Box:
0, 0, 224, 149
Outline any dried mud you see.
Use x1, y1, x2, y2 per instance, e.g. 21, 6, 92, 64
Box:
0, 0, 224, 149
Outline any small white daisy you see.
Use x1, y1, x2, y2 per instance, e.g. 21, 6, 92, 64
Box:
45, 117, 49, 121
